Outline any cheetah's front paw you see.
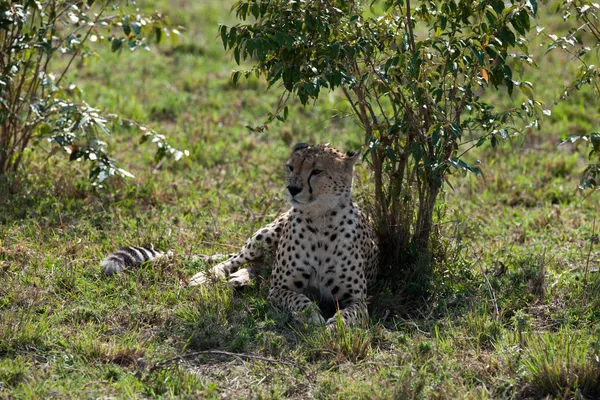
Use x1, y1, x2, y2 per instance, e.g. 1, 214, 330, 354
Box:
325, 316, 342, 330
310, 312, 327, 326
294, 307, 326, 326
188, 270, 209, 286
228, 268, 252, 288
188, 263, 228, 286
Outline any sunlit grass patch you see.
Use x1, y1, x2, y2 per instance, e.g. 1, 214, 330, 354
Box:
0, 312, 51, 355
140, 367, 207, 398
0, 355, 32, 391
176, 284, 247, 351
67, 330, 148, 367
521, 329, 600, 398
300, 316, 375, 366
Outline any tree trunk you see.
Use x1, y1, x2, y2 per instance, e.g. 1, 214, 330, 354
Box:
413, 180, 440, 253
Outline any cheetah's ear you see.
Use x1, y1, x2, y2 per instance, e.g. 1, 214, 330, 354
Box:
292, 142, 310, 153
344, 149, 361, 166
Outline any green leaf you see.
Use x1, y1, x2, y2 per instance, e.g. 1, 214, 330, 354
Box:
255, 40, 264, 60
131, 22, 141, 36
117, 168, 135, 178
232, 70, 241, 85
251, 3, 259, 19
386, 147, 397, 162
69, 147, 83, 161
498, 27, 516, 47
511, 10, 530, 35
503, 65, 513, 96
246, 39, 255, 56
122, 16, 131, 37
449, 123, 461, 140
432, 129, 440, 147
384, 55, 399, 72
274, 32, 285, 46
38, 123, 51, 137
171, 30, 179, 47
302, 82, 316, 97
520, 81, 534, 100
470, 46, 484, 65
411, 142, 422, 163
330, 43, 340, 58
228, 27, 237, 49
283, 67, 294, 91
220, 25, 228, 50
449, 158, 481, 176
527, 0, 538, 15
111, 38, 123, 52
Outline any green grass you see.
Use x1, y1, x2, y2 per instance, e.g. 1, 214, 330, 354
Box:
521, 328, 600, 398
1, 0, 600, 398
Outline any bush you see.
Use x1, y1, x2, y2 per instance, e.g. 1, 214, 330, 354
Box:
548, 0, 600, 189
0, 0, 186, 189
220, 0, 542, 264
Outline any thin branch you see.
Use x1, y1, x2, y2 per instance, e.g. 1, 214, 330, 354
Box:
364, 58, 391, 126
56, 2, 111, 87
580, 14, 600, 41
341, 87, 360, 117
365, 99, 380, 127
150, 350, 296, 371
584, 215, 596, 286
405, 0, 416, 53
482, 270, 499, 320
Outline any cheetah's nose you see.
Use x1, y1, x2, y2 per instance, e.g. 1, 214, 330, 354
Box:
287, 185, 302, 197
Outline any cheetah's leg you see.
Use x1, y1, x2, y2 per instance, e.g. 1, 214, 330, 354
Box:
189, 212, 288, 286
267, 286, 326, 325
325, 272, 370, 327
326, 298, 369, 327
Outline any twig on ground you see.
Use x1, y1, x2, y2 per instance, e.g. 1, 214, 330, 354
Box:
471, 252, 499, 319
481, 270, 499, 320
150, 350, 296, 371
198, 241, 241, 250
584, 216, 596, 287
151, 158, 166, 174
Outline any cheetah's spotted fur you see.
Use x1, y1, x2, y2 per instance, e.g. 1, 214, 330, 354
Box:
190, 143, 380, 326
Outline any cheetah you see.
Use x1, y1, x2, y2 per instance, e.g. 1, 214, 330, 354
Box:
101, 143, 380, 326
190, 143, 380, 325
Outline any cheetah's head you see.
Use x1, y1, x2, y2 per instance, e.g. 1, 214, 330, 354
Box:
284, 143, 361, 213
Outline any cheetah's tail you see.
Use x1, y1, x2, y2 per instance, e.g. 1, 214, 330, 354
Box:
100, 246, 173, 275
101, 247, 235, 275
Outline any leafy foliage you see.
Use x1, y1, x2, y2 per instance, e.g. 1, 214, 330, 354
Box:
561, 132, 600, 189
0, 0, 186, 187
547, 0, 600, 190
221, 0, 542, 262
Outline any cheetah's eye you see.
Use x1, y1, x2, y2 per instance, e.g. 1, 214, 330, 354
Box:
311, 169, 323, 176
285, 164, 294, 172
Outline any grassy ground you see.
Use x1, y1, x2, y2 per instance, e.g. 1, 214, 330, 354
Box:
2, 1, 600, 398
